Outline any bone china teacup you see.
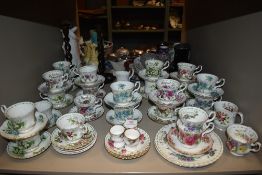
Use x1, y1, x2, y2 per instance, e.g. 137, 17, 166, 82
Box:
110, 125, 125, 148
213, 101, 244, 131
74, 94, 102, 116
56, 113, 87, 142
42, 70, 68, 90
39, 87, 65, 105
13, 133, 42, 153
124, 128, 140, 147
156, 79, 186, 99
1, 102, 36, 133
145, 59, 169, 77
52, 60, 74, 74
226, 124, 261, 156
74, 65, 98, 83
177, 62, 202, 80
114, 68, 134, 82
110, 81, 140, 104
196, 73, 225, 93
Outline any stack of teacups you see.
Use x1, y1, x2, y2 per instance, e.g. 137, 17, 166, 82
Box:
187, 73, 225, 111
106, 81, 141, 124
0, 102, 50, 159
52, 60, 75, 79
177, 62, 202, 82
167, 107, 215, 155
74, 65, 105, 98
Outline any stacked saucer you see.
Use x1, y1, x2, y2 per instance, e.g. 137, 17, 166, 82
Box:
105, 81, 143, 125
148, 79, 187, 124
0, 102, 50, 159
105, 120, 150, 159
51, 113, 97, 155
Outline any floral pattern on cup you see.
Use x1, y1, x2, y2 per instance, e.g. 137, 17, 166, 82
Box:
196, 73, 225, 94
74, 94, 102, 116
145, 60, 169, 77
74, 65, 98, 83
52, 61, 74, 74
42, 70, 68, 90
177, 62, 202, 80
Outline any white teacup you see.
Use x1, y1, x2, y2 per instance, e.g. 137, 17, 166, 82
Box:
40, 87, 65, 105
196, 73, 225, 93
35, 100, 53, 119
56, 113, 87, 142
145, 59, 169, 78
110, 125, 125, 148
1, 102, 36, 133
42, 70, 68, 90
74, 94, 102, 116
114, 104, 139, 122
213, 101, 244, 131
156, 79, 186, 100
226, 124, 261, 156
177, 62, 202, 80
74, 65, 98, 83
52, 60, 74, 74
82, 82, 104, 96
110, 81, 140, 104
14, 133, 42, 153
114, 68, 134, 82
124, 128, 140, 147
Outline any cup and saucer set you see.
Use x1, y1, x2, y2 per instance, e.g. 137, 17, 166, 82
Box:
138, 58, 170, 98
39, 69, 74, 109
148, 79, 187, 124
0, 102, 51, 159
155, 107, 224, 167
73, 65, 106, 99
69, 94, 104, 122
104, 120, 150, 159
51, 113, 97, 155
105, 81, 143, 125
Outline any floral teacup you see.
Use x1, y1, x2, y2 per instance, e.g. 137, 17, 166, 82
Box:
177, 62, 202, 80
74, 65, 98, 83
156, 79, 186, 100
110, 125, 125, 148
114, 104, 139, 122
114, 68, 134, 82
145, 59, 169, 78
42, 70, 68, 90
196, 73, 225, 94
74, 94, 102, 116
124, 128, 140, 147
226, 124, 261, 156
40, 88, 65, 105
52, 60, 74, 74
13, 133, 42, 153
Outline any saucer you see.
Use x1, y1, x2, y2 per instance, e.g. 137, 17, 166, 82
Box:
147, 106, 177, 124
76, 89, 106, 99
45, 109, 62, 129
52, 94, 73, 109
170, 72, 196, 84
51, 123, 97, 153
104, 92, 142, 108
69, 106, 104, 122
7, 131, 51, 159
166, 126, 214, 156
155, 123, 223, 168
106, 109, 142, 125
0, 112, 48, 140
188, 83, 224, 99
74, 75, 105, 88
105, 128, 150, 159
38, 81, 73, 96
138, 69, 169, 81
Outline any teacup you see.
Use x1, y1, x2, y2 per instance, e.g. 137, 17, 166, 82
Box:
124, 128, 140, 147
195, 95, 222, 110
82, 82, 104, 96
156, 79, 186, 100
74, 65, 98, 83
14, 133, 42, 153
74, 94, 102, 116
35, 100, 53, 119
42, 70, 68, 90
56, 113, 87, 142
52, 60, 74, 74
110, 125, 125, 148
1, 102, 36, 133
178, 106, 216, 128
213, 101, 244, 131
114, 104, 139, 122
40, 87, 65, 105
226, 124, 261, 156
196, 73, 225, 93
114, 68, 134, 82
110, 81, 140, 104
176, 119, 214, 148
123, 119, 138, 129
177, 62, 202, 80
145, 59, 169, 77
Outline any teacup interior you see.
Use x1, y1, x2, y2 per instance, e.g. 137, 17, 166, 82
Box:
111, 81, 134, 91
179, 107, 207, 122
35, 100, 52, 112
157, 79, 180, 90
57, 113, 84, 130
110, 125, 125, 135
227, 124, 258, 143
124, 129, 140, 140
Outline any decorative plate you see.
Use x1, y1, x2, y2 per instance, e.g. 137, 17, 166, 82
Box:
106, 109, 142, 125
138, 69, 169, 81
7, 131, 51, 159
170, 72, 196, 84
105, 128, 150, 159
0, 112, 48, 140
69, 106, 104, 122
46, 109, 62, 129
104, 92, 142, 108
187, 83, 224, 99
147, 106, 177, 124
52, 94, 73, 109
76, 89, 106, 99
74, 75, 105, 88
155, 123, 223, 168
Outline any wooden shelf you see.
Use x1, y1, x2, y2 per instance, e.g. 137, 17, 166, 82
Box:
111, 6, 165, 9
170, 2, 184, 7
112, 29, 165, 33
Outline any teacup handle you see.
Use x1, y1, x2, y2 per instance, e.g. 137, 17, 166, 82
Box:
161, 61, 170, 71
214, 95, 222, 102
192, 65, 202, 76
94, 98, 103, 111
236, 112, 244, 124
129, 68, 134, 80
72, 67, 79, 76
201, 122, 215, 137
132, 81, 141, 96
0, 105, 7, 114
215, 78, 225, 89
98, 83, 105, 91
174, 107, 181, 115
39, 93, 49, 101
206, 111, 216, 123
132, 104, 140, 113
62, 73, 69, 82
176, 84, 187, 94
250, 142, 261, 152
80, 125, 88, 134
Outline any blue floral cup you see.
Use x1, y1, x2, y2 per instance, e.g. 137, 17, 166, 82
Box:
196, 73, 225, 94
